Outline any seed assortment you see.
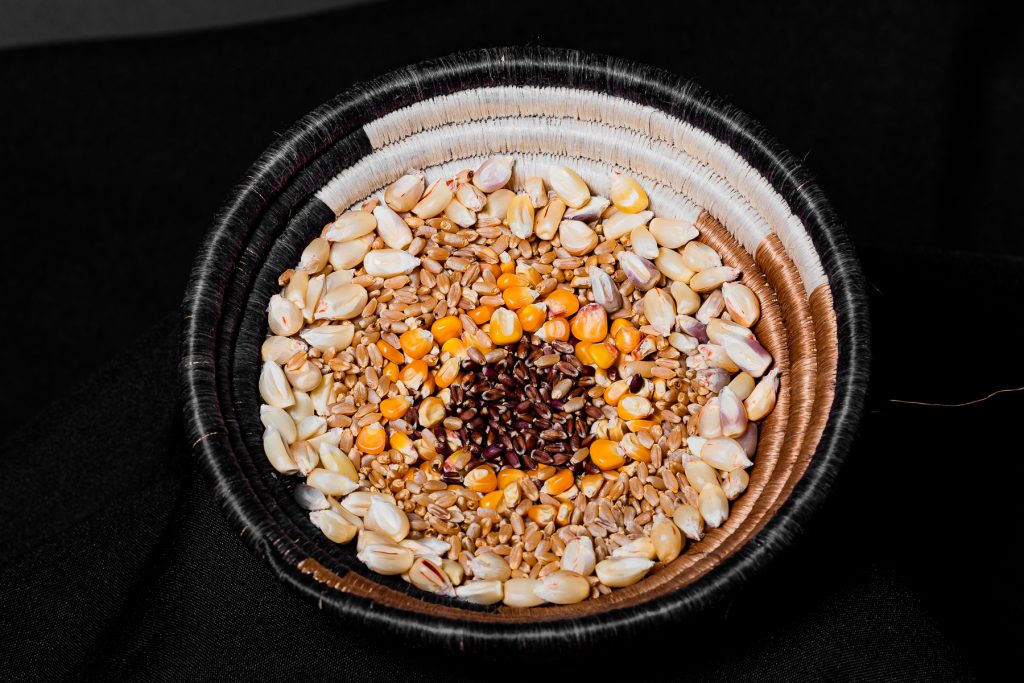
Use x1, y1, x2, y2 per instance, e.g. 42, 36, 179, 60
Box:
258, 158, 781, 606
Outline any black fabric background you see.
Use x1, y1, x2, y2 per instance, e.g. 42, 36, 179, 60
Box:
1, 1, 1021, 680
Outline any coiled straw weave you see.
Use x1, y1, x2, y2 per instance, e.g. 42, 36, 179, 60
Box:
180, 47, 870, 650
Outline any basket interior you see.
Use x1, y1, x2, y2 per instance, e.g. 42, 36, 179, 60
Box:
223, 84, 839, 623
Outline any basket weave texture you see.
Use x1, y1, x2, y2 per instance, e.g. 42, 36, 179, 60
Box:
180, 47, 869, 649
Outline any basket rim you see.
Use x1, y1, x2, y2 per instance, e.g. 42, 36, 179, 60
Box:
179, 46, 870, 649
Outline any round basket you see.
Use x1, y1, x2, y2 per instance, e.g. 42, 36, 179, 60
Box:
180, 47, 869, 649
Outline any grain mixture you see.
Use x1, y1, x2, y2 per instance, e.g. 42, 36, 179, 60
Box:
258, 158, 781, 605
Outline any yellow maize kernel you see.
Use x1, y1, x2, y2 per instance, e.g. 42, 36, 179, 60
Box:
497, 468, 527, 490
355, 422, 386, 455
441, 337, 467, 357
382, 361, 400, 381
430, 316, 463, 344
526, 504, 557, 526
422, 375, 436, 394
590, 439, 626, 470
556, 502, 573, 527
502, 286, 537, 310
610, 171, 650, 213
468, 305, 494, 325
518, 303, 547, 333
570, 303, 608, 343
418, 396, 445, 427
541, 469, 574, 496
390, 430, 414, 454
379, 397, 411, 420
488, 307, 523, 345
496, 272, 527, 290
575, 342, 595, 365
479, 490, 505, 510
603, 379, 630, 406
434, 357, 460, 388
588, 340, 619, 369
609, 318, 633, 336
399, 328, 434, 359
626, 419, 658, 432
544, 288, 580, 318
500, 260, 516, 273
617, 395, 654, 420
535, 318, 570, 342
464, 465, 498, 493
399, 359, 429, 389
613, 324, 642, 354
579, 473, 605, 497
376, 339, 405, 365
620, 433, 651, 463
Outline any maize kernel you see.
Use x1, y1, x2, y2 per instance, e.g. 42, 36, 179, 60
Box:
587, 340, 619, 369
535, 318, 570, 342
518, 303, 547, 333
620, 433, 651, 462
418, 397, 445, 427
589, 439, 625, 470
613, 324, 642, 354
434, 357, 460, 388
541, 469, 574, 496
399, 328, 434, 359
464, 465, 498, 493
626, 419, 658, 432
609, 318, 633, 336
527, 504, 557, 526
496, 272, 527, 290
355, 422, 386, 455
617, 395, 654, 420
575, 341, 596, 365
441, 338, 467, 357
502, 286, 537, 310
610, 170, 650, 213
400, 360, 428, 389
430, 316, 463, 344
383, 361, 400, 381
379, 397, 411, 420
603, 379, 630, 406
488, 307, 523, 345
468, 305, 494, 325
376, 339, 405, 365
497, 468, 527, 490
570, 303, 608, 343
479, 490, 505, 510
544, 288, 580, 318
480, 263, 501, 279
390, 431, 414, 454
500, 260, 516, 273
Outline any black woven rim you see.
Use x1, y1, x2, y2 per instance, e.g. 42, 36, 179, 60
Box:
179, 46, 870, 650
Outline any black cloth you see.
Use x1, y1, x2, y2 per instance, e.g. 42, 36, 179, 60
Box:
1, 1, 1020, 680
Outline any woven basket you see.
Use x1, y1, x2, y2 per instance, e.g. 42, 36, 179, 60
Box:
180, 47, 869, 649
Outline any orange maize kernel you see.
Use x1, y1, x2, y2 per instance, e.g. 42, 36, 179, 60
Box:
355, 422, 386, 455
626, 419, 658, 432
617, 395, 654, 420
570, 303, 608, 343
468, 305, 494, 325
430, 316, 463, 344
502, 286, 537, 310
434, 357, 460, 388
609, 318, 633, 336
399, 328, 434, 359
613, 325, 642, 354
382, 361, 400, 381
464, 465, 498, 493
496, 272, 527, 290
587, 340, 619, 369
541, 469, 575, 496
497, 468, 527, 490
379, 397, 411, 420
376, 339, 405, 365
518, 303, 547, 333
535, 318, 570, 342
603, 379, 630, 406
441, 337, 467, 357
590, 439, 626, 470
399, 359, 429, 389
479, 490, 505, 510
500, 260, 516, 273
527, 504, 557, 526
575, 342, 596, 365
488, 307, 523, 345
389, 431, 414, 454
544, 288, 580, 318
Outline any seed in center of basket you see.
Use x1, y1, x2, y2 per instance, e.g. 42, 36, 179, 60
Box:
411, 339, 603, 482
